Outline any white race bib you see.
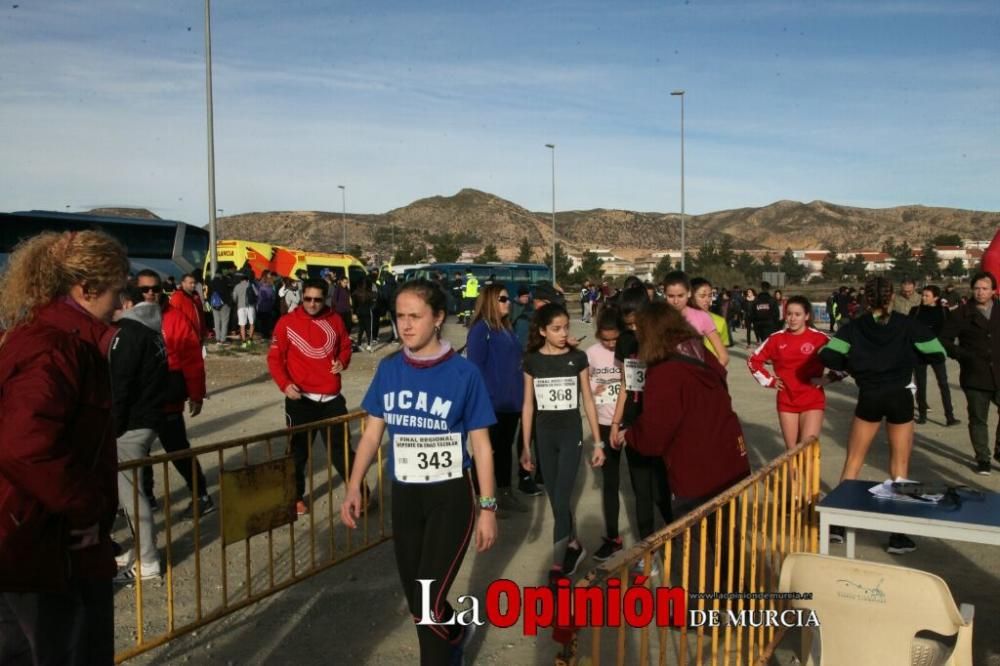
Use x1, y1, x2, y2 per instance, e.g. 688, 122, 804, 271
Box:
623, 359, 646, 392
393, 433, 463, 483
534, 376, 578, 411
593, 381, 622, 406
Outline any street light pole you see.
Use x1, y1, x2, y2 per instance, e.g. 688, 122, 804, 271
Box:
671, 89, 685, 272
338, 185, 346, 252
205, 0, 218, 278
545, 143, 556, 283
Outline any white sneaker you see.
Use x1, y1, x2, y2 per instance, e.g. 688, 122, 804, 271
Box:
115, 560, 161, 584
114, 549, 134, 568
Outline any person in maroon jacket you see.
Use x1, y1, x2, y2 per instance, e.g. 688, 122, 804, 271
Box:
622, 302, 751, 581
0, 230, 128, 665
268, 278, 355, 516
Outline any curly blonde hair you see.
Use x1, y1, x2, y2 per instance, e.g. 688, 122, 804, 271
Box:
0, 230, 129, 333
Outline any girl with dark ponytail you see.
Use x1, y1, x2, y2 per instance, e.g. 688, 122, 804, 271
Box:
818, 277, 948, 555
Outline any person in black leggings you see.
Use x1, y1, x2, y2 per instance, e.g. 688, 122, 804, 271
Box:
342, 279, 497, 665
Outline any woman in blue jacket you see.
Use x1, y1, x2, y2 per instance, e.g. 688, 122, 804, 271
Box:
468, 283, 531, 513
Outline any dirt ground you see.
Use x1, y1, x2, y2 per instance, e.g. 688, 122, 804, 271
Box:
118, 317, 1000, 665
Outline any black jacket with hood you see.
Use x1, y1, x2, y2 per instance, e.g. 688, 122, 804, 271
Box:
819, 311, 946, 392
109, 302, 168, 436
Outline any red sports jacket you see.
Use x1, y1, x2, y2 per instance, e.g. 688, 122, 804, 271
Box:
162, 303, 206, 412
169, 288, 205, 341
0, 300, 119, 590
267, 306, 352, 395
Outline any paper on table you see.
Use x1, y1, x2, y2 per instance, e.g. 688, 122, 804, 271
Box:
868, 478, 945, 503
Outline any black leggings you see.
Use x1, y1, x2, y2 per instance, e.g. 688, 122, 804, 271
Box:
357, 308, 376, 345
393, 474, 475, 664
490, 411, 525, 489
600, 425, 673, 541
536, 426, 583, 566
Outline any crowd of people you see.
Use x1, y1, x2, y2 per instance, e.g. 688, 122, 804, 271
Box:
1, 226, 997, 664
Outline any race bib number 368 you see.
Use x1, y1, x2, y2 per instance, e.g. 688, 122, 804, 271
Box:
534, 376, 578, 411
394, 433, 462, 483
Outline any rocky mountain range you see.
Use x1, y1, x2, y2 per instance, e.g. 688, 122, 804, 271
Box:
91, 189, 999, 260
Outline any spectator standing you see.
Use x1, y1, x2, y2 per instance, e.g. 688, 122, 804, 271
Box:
0, 230, 128, 664
353, 278, 377, 351
940, 271, 1000, 474
109, 285, 167, 583
909, 285, 959, 426
170, 273, 205, 342
136, 270, 216, 520
467, 284, 529, 514
267, 278, 355, 515
208, 270, 233, 345
255, 270, 277, 341
510, 287, 534, 349
891, 277, 921, 317
749, 281, 783, 343
232, 273, 258, 348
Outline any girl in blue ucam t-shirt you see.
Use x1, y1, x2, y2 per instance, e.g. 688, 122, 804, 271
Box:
341, 279, 497, 665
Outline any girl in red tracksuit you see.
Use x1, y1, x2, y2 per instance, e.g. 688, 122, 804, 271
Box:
747, 295, 841, 450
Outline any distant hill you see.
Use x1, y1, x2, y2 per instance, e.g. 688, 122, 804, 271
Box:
85, 207, 161, 220
211, 189, 999, 259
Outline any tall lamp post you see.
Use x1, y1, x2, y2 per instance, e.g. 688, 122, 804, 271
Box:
338, 185, 346, 252
205, 0, 218, 278
670, 89, 685, 271
545, 143, 556, 283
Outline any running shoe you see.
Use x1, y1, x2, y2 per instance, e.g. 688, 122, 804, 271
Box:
946, 417, 961, 426
976, 460, 992, 476
562, 543, 587, 577
448, 621, 477, 666
115, 548, 134, 569
497, 488, 529, 513
114, 560, 161, 584
914, 414, 927, 424
828, 526, 846, 544
295, 499, 309, 516
631, 557, 660, 578
180, 495, 216, 520
592, 536, 623, 562
886, 533, 916, 554
518, 476, 543, 497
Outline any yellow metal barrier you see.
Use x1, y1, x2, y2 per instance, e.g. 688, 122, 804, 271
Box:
112, 410, 387, 663
556, 438, 821, 666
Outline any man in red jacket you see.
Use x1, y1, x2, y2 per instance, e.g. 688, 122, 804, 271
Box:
268, 279, 354, 515
169, 272, 205, 342
136, 270, 215, 520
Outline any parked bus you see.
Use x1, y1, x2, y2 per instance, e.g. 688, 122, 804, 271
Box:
204, 239, 275, 278
0, 209, 208, 278
409, 262, 552, 290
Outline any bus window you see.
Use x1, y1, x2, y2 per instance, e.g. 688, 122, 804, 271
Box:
509, 268, 530, 282
181, 227, 209, 272
530, 267, 552, 283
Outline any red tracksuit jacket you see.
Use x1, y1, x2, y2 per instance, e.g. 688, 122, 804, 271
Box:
267, 306, 352, 395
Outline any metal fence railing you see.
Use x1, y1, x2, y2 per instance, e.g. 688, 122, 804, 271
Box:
555, 438, 821, 666
112, 410, 387, 663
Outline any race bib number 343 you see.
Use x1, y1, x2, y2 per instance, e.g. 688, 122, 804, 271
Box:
534, 376, 578, 411
394, 433, 462, 483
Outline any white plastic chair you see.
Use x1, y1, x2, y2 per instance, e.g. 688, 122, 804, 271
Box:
778, 553, 974, 666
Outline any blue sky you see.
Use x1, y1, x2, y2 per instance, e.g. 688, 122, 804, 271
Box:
1, 1, 997, 225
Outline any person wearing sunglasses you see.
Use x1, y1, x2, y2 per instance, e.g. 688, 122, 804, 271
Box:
135, 270, 214, 521
268, 278, 356, 516
466, 283, 532, 513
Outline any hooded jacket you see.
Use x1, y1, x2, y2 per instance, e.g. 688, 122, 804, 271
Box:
267, 305, 352, 395
169, 288, 205, 340
819, 312, 946, 392
0, 300, 119, 590
625, 348, 750, 499
110, 303, 167, 435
